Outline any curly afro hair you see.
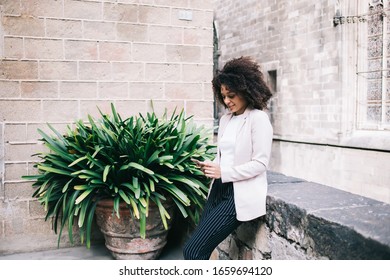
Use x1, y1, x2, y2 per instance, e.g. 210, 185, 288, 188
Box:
212, 56, 272, 110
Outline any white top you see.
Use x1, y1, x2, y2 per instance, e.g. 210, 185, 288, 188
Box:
212, 108, 273, 221
219, 114, 245, 170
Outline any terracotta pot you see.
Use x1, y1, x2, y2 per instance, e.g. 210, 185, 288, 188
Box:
95, 198, 175, 260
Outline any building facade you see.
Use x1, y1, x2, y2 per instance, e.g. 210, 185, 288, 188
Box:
0, 0, 214, 254
1, 0, 389, 257
213, 0, 390, 204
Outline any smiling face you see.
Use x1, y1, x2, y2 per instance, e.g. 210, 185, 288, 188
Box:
220, 84, 248, 115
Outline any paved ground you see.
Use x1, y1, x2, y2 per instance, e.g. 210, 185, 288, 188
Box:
0, 240, 184, 260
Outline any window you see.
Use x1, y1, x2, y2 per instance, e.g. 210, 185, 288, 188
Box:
358, 0, 390, 130
267, 70, 277, 125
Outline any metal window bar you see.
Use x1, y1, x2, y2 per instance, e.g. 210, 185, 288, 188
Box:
382, 2, 388, 126
359, 1, 390, 129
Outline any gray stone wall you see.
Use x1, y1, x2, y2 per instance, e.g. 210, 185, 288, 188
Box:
213, 0, 390, 203
215, 172, 390, 260
213, 0, 341, 140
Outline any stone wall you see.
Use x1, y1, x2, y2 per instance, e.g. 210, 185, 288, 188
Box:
0, 0, 214, 254
215, 172, 390, 260
213, 0, 390, 204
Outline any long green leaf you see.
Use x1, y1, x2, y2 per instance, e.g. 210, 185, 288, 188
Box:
78, 196, 92, 227
139, 211, 146, 239
170, 196, 188, 218
170, 174, 200, 189
68, 156, 87, 167
121, 182, 140, 198
148, 178, 155, 192
62, 178, 75, 193
75, 189, 93, 204
74, 185, 90, 190
158, 184, 190, 205
38, 165, 71, 176
146, 149, 161, 165
114, 197, 120, 218
72, 169, 101, 179
152, 197, 170, 230
103, 165, 111, 182
119, 189, 130, 204
37, 129, 73, 161
130, 199, 140, 219
121, 162, 154, 175
85, 201, 98, 248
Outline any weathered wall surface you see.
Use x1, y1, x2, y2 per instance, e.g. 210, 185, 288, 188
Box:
213, 0, 390, 203
215, 172, 390, 260
0, 0, 214, 254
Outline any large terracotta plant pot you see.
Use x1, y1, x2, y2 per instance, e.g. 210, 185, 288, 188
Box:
95, 198, 175, 260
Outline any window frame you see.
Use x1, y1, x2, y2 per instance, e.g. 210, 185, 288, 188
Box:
356, 0, 390, 131
339, 0, 390, 151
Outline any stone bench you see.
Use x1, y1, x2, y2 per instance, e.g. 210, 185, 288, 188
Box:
216, 171, 390, 260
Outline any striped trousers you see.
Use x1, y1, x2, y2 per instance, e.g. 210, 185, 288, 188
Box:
183, 179, 242, 260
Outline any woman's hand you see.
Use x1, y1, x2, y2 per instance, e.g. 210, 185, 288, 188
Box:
200, 161, 221, 179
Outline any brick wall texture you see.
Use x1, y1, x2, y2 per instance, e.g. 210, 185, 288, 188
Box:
213, 0, 390, 204
0, 0, 214, 254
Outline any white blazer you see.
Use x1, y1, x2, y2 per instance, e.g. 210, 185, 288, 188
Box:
212, 107, 273, 221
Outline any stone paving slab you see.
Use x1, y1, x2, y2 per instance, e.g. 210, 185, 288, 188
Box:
0, 244, 112, 260
0, 239, 183, 260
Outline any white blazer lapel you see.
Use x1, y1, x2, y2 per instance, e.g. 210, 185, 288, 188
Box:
218, 113, 233, 141
236, 108, 251, 138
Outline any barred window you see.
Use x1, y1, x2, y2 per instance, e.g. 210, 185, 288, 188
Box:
358, 0, 390, 130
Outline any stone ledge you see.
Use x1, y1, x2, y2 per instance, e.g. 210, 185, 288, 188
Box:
217, 171, 390, 260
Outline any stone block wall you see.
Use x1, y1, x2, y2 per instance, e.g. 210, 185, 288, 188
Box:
215, 172, 390, 260
0, 0, 214, 254
213, 0, 390, 203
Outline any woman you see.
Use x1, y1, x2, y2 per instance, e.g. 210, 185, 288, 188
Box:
183, 56, 273, 260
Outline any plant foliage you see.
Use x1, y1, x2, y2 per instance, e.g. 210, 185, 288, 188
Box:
23, 104, 216, 247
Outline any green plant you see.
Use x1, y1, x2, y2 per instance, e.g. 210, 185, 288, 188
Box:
23, 104, 215, 248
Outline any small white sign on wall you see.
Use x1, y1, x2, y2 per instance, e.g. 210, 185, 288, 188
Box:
178, 10, 193, 21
